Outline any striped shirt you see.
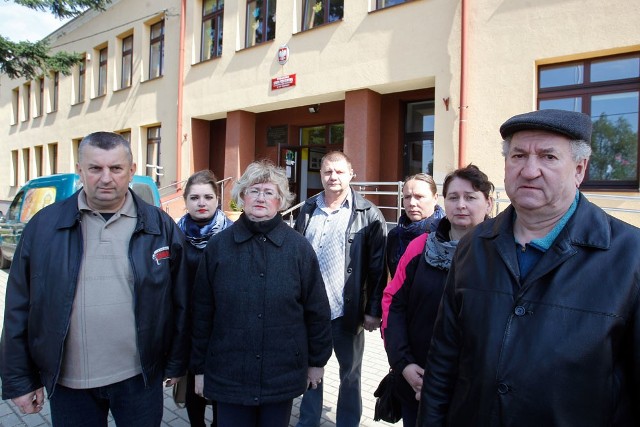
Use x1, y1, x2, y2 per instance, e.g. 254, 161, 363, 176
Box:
305, 191, 353, 319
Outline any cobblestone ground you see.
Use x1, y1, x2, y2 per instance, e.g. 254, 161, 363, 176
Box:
0, 268, 396, 426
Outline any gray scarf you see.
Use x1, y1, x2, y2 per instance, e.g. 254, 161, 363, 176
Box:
424, 221, 459, 270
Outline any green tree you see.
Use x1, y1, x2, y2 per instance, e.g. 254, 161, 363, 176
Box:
590, 112, 638, 181
0, 0, 111, 79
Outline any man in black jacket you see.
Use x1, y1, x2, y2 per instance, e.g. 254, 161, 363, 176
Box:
419, 109, 640, 426
295, 151, 388, 427
0, 132, 189, 427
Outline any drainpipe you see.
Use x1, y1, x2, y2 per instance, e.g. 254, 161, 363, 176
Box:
458, 0, 468, 168
175, 0, 186, 191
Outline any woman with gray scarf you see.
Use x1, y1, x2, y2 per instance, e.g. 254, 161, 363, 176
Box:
177, 169, 233, 427
381, 165, 494, 427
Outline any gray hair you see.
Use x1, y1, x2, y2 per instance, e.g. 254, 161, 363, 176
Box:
231, 160, 295, 211
78, 132, 133, 165
501, 136, 592, 162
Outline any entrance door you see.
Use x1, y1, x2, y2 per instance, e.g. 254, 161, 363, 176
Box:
278, 145, 302, 203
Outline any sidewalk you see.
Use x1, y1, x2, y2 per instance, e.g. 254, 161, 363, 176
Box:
0, 267, 395, 427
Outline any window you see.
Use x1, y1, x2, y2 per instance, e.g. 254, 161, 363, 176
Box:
146, 126, 162, 185
118, 130, 131, 142
302, 0, 342, 31
538, 53, 640, 189
403, 100, 435, 177
377, 0, 410, 9
22, 148, 30, 182
51, 71, 59, 112
36, 77, 44, 117
11, 88, 19, 125
98, 47, 108, 96
48, 143, 58, 175
202, 0, 224, 60
23, 83, 31, 120
77, 58, 86, 103
34, 146, 43, 177
246, 0, 276, 47
149, 21, 164, 79
11, 150, 18, 186
300, 123, 344, 145
121, 35, 133, 88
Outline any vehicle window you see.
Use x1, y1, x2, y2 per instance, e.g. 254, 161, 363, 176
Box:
7, 192, 24, 221
21, 187, 57, 222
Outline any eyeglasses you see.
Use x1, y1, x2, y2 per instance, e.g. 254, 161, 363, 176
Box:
244, 188, 279, 200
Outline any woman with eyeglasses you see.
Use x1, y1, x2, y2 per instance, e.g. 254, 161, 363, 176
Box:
177, 170, 233, 427
190, 160, 332, 427
381, 165, 494, 427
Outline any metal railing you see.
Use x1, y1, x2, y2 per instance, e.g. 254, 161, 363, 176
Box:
282, 182, 640, 228
282, 181, 404, 226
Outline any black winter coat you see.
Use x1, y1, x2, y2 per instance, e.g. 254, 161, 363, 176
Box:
0, 190, 190, 399
295, 189, 388, 334
382, 219, 451, 405
419, 194, 640, 427
190, 214, 332, 406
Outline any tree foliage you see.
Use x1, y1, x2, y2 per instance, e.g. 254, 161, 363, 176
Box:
1, 0, 111, 79
590, 112, 638, 181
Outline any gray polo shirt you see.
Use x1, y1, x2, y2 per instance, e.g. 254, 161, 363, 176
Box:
57, 191, 141, 388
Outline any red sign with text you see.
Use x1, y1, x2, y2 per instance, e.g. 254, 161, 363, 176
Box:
271, 74, 296, 90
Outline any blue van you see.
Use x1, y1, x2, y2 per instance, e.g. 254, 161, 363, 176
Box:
0, 173, 161, 268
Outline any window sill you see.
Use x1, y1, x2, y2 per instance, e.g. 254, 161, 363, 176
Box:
194, 55, 221, 66
142, 75, 163, 84
370, 0, 417, 14
239, 39, 274, 52
91, 94, 107, 100
114, 86, 131, 93
71, 100, 85, 107
296, 18, 342, 34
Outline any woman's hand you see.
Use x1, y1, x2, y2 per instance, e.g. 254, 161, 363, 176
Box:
194, 374, 205, 397
402, 363, 424, 396
307, 367, 324, 390
163, 377, 180, 387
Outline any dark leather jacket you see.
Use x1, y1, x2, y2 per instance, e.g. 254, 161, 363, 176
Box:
295, 189, 388, 334
419, 194, 640, 426
0, 190, 190, 399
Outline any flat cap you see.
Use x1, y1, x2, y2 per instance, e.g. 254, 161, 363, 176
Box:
500, 109, 592, 142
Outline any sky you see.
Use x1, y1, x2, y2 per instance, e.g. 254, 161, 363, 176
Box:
0, 2, 72, 42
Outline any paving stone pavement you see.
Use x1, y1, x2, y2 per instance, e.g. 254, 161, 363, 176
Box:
0, 268, 396, 427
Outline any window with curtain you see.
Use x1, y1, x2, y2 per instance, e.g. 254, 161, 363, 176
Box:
37, 77, 44, 116
202, 0, 224, 60
377, 0, 410, 9
149, 21, 164, 79
538, 53, 640, 189
77, 59, 85, 103
98, 47, 108, 96
51, 71, 59, 112
147, 126, 162, 185
302, 0, 343, 31
121, 35, 133, 88
246, 0, 276, 48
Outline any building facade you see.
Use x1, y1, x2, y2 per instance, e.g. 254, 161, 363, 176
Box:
1, 0, 639, 221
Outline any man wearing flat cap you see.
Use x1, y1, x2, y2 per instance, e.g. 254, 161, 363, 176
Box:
418, 109, 640, 426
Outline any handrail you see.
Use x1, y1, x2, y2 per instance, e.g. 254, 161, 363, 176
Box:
280, 183, 640, 227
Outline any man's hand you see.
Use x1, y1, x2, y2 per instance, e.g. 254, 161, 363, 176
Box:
402, 363, 424, 397
12, 388, 44, 415
194, 374, 205, 397
364, 314, 381, 332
